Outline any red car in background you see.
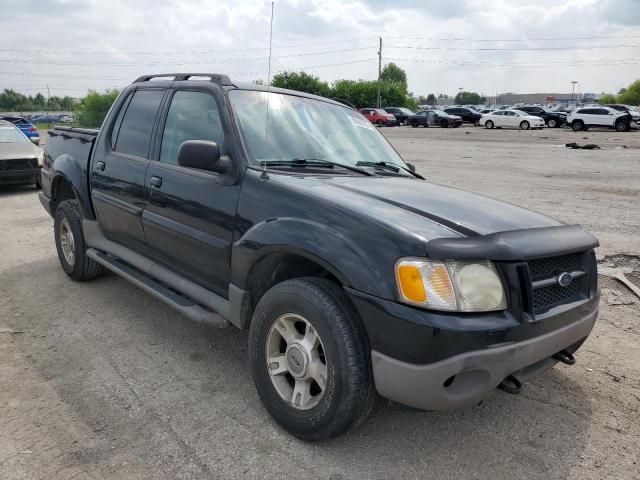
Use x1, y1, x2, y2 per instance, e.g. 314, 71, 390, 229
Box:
358, 108, 396, 126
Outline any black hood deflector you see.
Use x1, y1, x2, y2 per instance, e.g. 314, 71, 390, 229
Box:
425, 225, 599, 261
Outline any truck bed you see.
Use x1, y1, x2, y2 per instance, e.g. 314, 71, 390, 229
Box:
41, 126, 99, 218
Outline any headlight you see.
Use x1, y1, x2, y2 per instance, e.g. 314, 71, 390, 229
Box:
395, 258, 506, 312
37, 151, 44, 166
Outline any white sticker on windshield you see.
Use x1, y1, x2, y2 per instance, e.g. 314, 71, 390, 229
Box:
350, 115, 376, 131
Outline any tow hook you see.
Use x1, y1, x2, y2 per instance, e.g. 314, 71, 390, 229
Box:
499, 375, 522, 395
552, 350, 576, 365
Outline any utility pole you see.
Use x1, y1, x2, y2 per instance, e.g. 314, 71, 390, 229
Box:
377, 36, 382, 108
571, 81, 577, 104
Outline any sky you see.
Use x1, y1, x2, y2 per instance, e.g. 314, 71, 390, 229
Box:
1, 0, 639, 98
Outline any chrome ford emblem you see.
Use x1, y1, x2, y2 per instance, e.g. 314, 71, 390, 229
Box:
557, 272, 573, 287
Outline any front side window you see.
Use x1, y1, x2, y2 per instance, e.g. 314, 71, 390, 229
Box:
115, 89, 165, 158
160, 91, 224, 165
229, 90, 406, 168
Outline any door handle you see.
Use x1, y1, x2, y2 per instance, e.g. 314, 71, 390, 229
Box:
96, 161, 106, 171
149, 176, 163, 188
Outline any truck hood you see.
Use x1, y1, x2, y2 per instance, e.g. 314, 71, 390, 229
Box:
276, 174, 562, 239
0, 142, 40, 161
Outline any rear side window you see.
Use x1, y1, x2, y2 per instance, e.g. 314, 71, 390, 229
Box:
114, 89, 164, 158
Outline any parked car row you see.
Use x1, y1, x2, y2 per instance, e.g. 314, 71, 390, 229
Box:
356, 103, 637, 132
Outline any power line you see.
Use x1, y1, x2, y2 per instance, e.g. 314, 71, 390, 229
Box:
0, 47, 376, 66
386, 43, 640, 51
386, 57, 640, 67
0, 58, 376, 93
0, 36, 378, 56
387, 34, 640, 42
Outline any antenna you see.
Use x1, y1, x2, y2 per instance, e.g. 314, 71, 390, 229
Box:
267, 1, 275, 86
263, 1, 275, 176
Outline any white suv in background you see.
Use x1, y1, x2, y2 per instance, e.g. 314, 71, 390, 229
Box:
568, 106, 632, 132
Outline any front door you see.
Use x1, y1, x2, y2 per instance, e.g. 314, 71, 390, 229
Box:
91, 88, 165, 252
142, 89, 240, 297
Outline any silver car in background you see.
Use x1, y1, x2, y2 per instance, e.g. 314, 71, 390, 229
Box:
0, 120, 43, 188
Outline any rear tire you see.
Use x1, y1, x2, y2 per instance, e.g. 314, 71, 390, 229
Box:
485, 120, 494, 129
572, 121, 584, 132
520, 120, 530, 130
54, 200, 104, 281
375, 120, 383, 127
249, 278, 376, 441
410, 119, 419, 128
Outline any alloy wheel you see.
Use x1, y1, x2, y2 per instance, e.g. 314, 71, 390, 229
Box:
265, 313, 328, 410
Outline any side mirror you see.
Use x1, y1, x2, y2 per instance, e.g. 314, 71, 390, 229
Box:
30, 137, 39, 146
177, 140, 225, 172
406, 162, 416, 172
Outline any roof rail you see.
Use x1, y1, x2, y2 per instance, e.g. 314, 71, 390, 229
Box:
133, 73, 233, 86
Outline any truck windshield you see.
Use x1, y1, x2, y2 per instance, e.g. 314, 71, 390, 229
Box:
229, 90, 407, 169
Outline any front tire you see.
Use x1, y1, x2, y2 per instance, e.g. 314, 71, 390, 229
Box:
547, 118, 558, 128
410, 119, 419, 128
520, 120, 530, 130
249, 278, 376, 441
54, 200, 104, 281
616, 121, 630, 132
485, 120, 494, 129
572, 121, 584, 132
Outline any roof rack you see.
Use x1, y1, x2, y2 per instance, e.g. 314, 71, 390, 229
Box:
133, 73, 233, 86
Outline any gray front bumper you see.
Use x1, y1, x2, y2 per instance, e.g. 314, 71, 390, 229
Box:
371, 305, 598, 410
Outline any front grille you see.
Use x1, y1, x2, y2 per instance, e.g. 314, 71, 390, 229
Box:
528, 252, 583, 280
0, 158, 37, 171
527, 252, 590, 314
533, 281, 582, 310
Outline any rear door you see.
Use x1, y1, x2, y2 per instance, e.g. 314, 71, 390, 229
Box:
490, 111, 505, 126
142, 88, 240, 296
593, 108, 614, 126
90, 88, 166, 253
503, 111, 518, 127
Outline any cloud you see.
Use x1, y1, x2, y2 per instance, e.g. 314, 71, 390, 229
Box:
0, 0, 638, 98
598, 0, 640, 25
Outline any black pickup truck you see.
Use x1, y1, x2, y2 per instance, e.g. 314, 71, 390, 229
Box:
40, 73, 599, 441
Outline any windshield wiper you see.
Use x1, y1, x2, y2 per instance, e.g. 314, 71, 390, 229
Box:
355, 161, 423, 179
260, 158, 372, 176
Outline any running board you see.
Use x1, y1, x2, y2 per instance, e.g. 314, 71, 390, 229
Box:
87, 248, 229, 328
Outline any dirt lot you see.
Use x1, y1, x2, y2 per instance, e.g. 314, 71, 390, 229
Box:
1, 126, 639, 479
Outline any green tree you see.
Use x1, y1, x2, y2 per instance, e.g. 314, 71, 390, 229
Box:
598, 93, 617, 105
454, 91, 486, 105
76, 89, 120, 128
618, 87, 627, 94
426, 93, 436, 106
33, 93, 47, 108
618, 79, 640, 105
271, 71, 330, 97
380, 63, 407, 90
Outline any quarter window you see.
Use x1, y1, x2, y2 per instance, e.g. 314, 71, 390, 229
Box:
160, 91, 224, 165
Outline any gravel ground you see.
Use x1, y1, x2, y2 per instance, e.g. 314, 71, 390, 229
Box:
1, 125, 639, 479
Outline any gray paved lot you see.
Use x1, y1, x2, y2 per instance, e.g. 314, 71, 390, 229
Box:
1, 126, 639, 479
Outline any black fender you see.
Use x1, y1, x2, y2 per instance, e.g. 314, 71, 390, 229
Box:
50, 153, 95, 219
230, 217, 392, 299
